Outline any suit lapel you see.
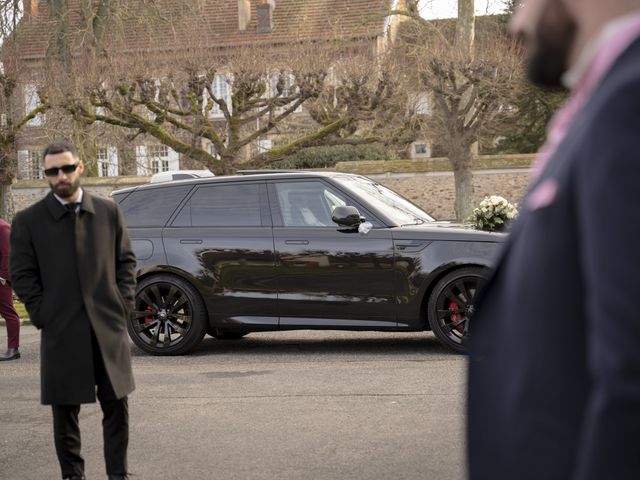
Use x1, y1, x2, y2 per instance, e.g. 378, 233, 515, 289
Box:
44, 192, 68, 221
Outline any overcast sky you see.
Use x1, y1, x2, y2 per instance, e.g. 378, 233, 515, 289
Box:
418, 0, 508, 19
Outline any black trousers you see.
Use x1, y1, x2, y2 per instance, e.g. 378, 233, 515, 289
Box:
51, 332, 129, 478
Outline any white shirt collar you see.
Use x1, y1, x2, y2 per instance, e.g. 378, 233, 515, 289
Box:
54, 188, 84, 206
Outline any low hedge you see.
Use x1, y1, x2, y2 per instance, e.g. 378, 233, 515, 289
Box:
334, 154, 536, 175
267, 144, 397, 169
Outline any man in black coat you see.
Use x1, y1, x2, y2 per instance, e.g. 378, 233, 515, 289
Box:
10, 140, 136, 480
467, 1, 640, 479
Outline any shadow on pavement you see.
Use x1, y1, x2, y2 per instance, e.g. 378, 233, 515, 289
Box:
130, 331, 459, 358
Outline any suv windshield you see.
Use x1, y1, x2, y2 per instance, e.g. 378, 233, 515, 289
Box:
334, 175, 435, 225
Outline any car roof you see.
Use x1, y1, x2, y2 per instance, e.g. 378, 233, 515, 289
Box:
111, 170, 351, 195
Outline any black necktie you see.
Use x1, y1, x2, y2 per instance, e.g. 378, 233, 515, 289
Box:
65, 203, 79, 214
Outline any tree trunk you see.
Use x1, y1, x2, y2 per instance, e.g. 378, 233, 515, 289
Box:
219, 155, 236, 175
450, 142, 474, 221
450, 0, 476, 221
456, 0, 475, 58
49, 0, 114, 175
118, 144, 137, 176
0, 182, 14, 221
72, 120, 97, 176
0, 144, 17, 220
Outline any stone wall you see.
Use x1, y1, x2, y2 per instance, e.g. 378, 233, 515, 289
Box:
11, 170, 531, 221
11, 177, 149, 216
372, 170, 530, 220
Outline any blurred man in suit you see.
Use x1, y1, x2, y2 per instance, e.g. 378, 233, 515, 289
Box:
0, 217, 20, 361
10, 140, 136, 480
468, 1, 640, 479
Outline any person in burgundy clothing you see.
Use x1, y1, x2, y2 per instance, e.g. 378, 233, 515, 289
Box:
0, 217, 20, 361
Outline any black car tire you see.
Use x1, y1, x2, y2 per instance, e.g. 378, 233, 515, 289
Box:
427, 267, 489, 354
128, 274, 208, 356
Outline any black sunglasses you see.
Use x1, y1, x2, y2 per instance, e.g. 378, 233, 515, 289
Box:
44, 162, 80, 177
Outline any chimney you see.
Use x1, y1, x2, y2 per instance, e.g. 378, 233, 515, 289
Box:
23, 0, 39, 16
238, 0, 251, 31
256, 0, 275, 34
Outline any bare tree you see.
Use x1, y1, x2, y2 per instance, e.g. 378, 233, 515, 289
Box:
9, 1, 413, 181
45, 0, 135, 175
391, 1, 524, 221
64, 41, 414, 175
0, 1, 49, 219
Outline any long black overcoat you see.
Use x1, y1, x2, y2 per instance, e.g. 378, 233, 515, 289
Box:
10, 191, 136, 405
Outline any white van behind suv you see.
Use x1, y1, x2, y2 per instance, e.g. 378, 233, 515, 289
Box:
149, 169, 215, 183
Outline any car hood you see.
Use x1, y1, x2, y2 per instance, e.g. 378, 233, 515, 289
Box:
390, 221, 506, 242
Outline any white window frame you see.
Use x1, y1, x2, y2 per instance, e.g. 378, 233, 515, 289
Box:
135, 144, 179, 175
201, 138, 221, 160
147, 79, 162, 120
18, 149, 43, 180
409, 92, 431, 115
24, 84, 45, 126
97, 147, 119, 177
209, 74, 233, 118
411, 141, 431, 159
95, 81, 108, 117
257, 137, 272, 154
268, 72, 302, 113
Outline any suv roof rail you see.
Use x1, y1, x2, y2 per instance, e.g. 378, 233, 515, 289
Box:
236, 169, 305, 175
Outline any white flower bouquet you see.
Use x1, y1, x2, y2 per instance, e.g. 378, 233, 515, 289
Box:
468, 195, 518, 232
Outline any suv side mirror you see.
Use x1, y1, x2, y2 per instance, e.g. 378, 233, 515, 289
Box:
332, 206, 364, 228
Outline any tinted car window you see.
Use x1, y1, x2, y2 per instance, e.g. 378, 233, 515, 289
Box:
274, 181, 346, 227
173, 183, 262, 227
119, 185, 191, 227
333, 175, 435, 225
111, 191, 131, 205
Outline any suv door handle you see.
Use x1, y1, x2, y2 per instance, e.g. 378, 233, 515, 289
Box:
180, 239, 203, 244
284, 240, 309, 245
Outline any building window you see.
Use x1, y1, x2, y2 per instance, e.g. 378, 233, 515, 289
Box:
199, 138, 221, 160
24, 84, 45, 126
148, 145, 169, 173
414, 143, 428, 155
135, 144, 179, 175
209, 75, 233, 118
18, 149, 43, 180
410, 141, 431, 159
97, 147, 118, 177
269, 72, 302, 113
147, 79, 162, 120
257, 138, 272, 154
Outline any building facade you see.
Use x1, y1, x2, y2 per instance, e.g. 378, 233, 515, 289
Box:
7, 0, 398, 179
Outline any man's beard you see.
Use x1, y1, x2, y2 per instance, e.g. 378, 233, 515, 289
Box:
49, 177, 80, 199
526, 11, 577, 88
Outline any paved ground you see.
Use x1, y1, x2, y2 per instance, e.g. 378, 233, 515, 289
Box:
0, 326, 468, 480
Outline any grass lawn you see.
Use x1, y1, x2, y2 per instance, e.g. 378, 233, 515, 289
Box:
13, 301, 28, 319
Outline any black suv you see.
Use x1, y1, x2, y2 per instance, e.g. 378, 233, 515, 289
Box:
112, 171, 503, 355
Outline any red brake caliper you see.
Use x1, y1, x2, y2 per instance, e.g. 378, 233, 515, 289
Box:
143, 306, 155, 323
448, 301, 464, 333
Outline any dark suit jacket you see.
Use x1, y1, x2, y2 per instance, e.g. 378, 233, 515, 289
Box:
468, 38, 640, 480
0, 218, 9, 282
10, 191, 137, 405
